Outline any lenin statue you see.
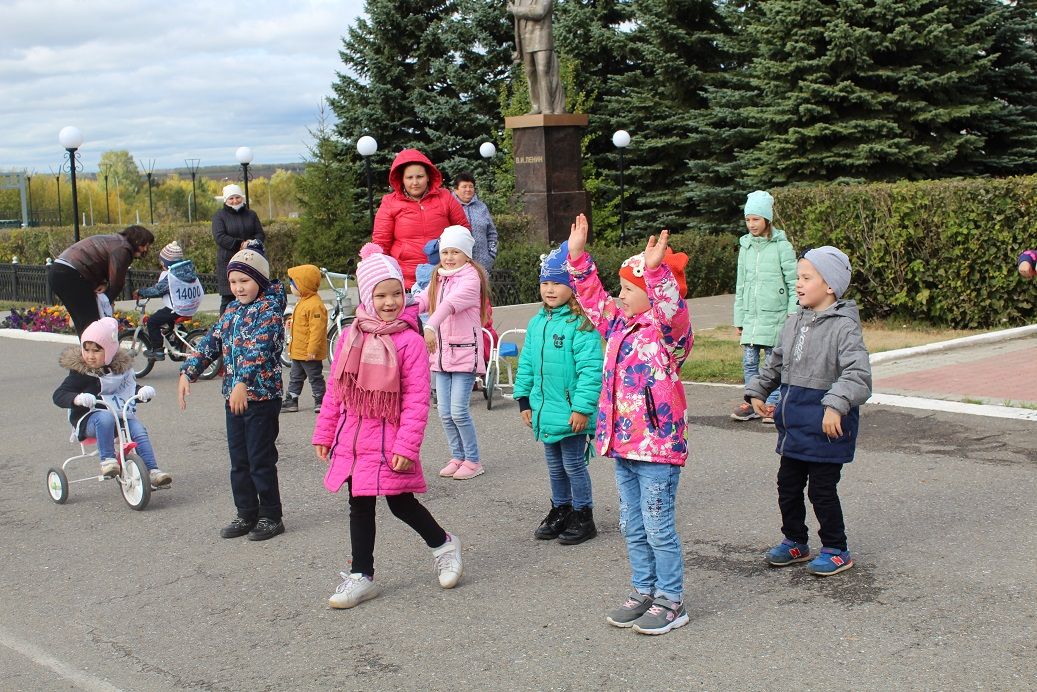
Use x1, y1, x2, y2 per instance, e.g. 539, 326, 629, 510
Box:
507, 0, 567, 115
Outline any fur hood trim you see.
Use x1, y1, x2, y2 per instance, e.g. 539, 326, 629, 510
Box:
59, 345, 135, 374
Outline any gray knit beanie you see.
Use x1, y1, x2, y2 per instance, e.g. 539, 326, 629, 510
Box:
803, 246, 851, 299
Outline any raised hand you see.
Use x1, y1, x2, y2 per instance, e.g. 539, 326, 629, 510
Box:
644, 229, 670, 270
568, 213, 589, 261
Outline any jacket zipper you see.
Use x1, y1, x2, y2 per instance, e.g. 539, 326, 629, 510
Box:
751, 243, 760, 343
349, 414, 363, 479
644, 386, 660, 431
534, 313, 550, 437
377, 420, 386, 495
778, 311, 816, 455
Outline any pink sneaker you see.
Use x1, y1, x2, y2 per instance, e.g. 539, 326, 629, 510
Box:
439, 459, 463, 477
452, 461, 484, 480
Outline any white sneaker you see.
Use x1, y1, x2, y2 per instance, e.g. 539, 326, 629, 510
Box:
328, 572, 381, 609
99, 459, 120, 478
150, 469, 172, 487
432, 533, 463, 588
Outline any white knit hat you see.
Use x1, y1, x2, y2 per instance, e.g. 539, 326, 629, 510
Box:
439, 225, 475, 259
222, 184, 244, 199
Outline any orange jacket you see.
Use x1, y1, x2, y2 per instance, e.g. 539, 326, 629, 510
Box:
287, 265, 328, 361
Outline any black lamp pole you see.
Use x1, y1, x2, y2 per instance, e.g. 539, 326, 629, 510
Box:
99, 163, 111, 223
139, 158, 156, 224
53, 169, 62, 226
65, 149, 81, 242
241, 162, 251, 207
185, 158, 200, 222
618, 147, 626, 244
25, 173, 33, 226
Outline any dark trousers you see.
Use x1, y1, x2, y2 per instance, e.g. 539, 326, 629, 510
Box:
347, 480, 447, 577
146, 307, 180, 347
776, 455, 847, 551
226, 398, 282, 521
48, 263, 101, 336
287, 359, 326, 404
219, 294, 234, 315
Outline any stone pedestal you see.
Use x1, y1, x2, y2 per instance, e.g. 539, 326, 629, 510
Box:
505, 113, 591, 243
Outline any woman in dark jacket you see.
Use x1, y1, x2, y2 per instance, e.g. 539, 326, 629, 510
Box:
212, 184, 265, 313
47, 225, 155, 335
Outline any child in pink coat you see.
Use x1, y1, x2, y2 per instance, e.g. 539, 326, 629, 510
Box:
566, 213, 694, 636
312, 243, 462, 610
414, 225, 490, 480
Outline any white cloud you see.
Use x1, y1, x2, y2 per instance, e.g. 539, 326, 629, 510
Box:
0, 0, 364, 172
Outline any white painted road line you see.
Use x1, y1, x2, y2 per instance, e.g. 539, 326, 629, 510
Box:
0, 625, 125, 692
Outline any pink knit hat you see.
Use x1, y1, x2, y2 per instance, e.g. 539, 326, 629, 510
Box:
81, 317, 121, 365
356, 243, 404, 313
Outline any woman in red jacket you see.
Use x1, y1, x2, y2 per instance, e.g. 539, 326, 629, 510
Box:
372, 149, 469, 288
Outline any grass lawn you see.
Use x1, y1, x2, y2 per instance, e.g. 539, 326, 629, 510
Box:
681, 322, 983, 384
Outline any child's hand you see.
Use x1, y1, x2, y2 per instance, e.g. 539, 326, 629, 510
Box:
568, 213, 589, 261
822, 407, 843, 438
390, 454, 414, 472
424, 328, 438, 354
229, 382, 248, 415
521, 409, 532, 428
177, 374, 191, 411
644, 230, 670, 270
569, 411, 588, 433
1019, 262, 1035, 279
314, 445, 329, 462
750, 397, 768, 417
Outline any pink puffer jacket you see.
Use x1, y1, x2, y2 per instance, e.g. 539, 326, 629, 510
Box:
311, 304, 431, 496
568, 252, 693, 465
416, 263, 486, 375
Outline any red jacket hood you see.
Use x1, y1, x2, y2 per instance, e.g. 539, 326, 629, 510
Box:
388, 149, 443, 195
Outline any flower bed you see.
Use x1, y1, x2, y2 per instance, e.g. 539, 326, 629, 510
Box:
2, 305, 138, 333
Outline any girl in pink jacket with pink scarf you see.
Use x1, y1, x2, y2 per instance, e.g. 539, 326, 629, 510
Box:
312, 244, 462, 610
415, 225, 490, 481
566, 214, 694, 636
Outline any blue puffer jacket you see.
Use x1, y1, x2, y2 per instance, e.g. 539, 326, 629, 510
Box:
746, 300, 872, 463
513, 303, 603, 445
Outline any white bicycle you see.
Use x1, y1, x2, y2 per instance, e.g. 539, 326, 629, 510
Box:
282, 268, 356, 366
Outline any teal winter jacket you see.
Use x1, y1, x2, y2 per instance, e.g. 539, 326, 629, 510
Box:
513, 304, 603, 444
733, 229, 798, 347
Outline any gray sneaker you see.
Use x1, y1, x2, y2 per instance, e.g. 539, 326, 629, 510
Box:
631, 596, 690, 635
329, 572, 381, 609
606, 592, 654, 628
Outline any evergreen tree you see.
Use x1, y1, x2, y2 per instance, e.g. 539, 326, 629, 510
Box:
294, 105, 361, 273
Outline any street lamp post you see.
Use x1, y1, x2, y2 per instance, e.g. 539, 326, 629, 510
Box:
59, 126, 84, 241
612, 129, 631, 243
98, 163, 112, 224
139, 158, 156, 224
235, 147, 253, 207
25, 171, 33, 226
356, 136, 378, 228
185, 158, 200, 222
51, 166, 62, 226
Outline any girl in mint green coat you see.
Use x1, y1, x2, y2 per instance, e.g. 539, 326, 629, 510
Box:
731, 190, 798, 423
514, 242, 603, 545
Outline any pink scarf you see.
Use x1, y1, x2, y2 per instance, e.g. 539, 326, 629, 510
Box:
332, 306, 410, 423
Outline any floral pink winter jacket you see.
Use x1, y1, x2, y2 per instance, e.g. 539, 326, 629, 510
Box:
311, 304, 431, 496
415, 263, 485, 375
568, 252, 693, 465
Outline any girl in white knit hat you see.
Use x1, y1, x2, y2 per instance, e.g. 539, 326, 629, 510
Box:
414, 225, 490, 480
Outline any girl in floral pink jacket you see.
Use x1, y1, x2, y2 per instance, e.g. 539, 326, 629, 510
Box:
312, 244, 462, 610
566, 214, 694, 636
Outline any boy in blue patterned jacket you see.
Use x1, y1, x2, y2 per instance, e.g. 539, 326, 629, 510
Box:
178, 241, 287, 542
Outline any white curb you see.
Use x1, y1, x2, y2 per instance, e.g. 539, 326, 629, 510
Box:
866, 393, 1037, 421
870, 324, 1037, 364
0, 329, 79, 345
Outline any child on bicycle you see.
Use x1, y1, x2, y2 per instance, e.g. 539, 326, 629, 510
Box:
136, 241, 203, 360
313, 243, 462, 609
514, 241, 603, 544
283, 264, 328, 414
52, 317, 170, 486
178, 241, 287, 542
566, 213, 694, 636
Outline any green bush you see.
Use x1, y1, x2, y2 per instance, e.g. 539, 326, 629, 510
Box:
774, 175, 1037, 328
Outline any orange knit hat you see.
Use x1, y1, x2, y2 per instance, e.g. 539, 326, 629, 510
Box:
618, 248, 689, 298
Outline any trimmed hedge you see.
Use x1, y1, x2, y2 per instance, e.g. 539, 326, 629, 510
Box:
774, 175, 1037, 328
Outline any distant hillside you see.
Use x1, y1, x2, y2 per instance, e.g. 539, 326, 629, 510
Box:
78, 162, 306, 182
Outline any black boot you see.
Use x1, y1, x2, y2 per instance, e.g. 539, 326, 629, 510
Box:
557, 506, 597, 545
534, 503, 572, 540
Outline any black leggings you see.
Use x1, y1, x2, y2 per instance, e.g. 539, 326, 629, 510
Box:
48, 263, 101, 336
348, 480, 447, 577
776, 455, 846, 551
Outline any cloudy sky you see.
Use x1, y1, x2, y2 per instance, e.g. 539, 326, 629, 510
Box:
0, 0, 366, 173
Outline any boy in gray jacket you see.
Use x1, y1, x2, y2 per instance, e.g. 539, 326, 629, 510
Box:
746, 246, 872, 576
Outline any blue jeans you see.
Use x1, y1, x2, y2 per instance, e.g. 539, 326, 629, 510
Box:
614, 459, 683, 603
435, 371, 480, 462
544, 435, 593, 510
85, 413, 158, 470
743, 344, 780, 406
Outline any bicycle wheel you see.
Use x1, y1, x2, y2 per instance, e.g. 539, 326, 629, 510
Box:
118, 329, 154, 378
186, 329, 221, 380
46, 467, 69, 504
327, 321, 348, 365
119, 454, 151, 511
485, 360, 498, 410
281, 315, 294, 366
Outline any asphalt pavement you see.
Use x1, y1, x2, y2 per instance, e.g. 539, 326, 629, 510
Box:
1, 332, 1034, 690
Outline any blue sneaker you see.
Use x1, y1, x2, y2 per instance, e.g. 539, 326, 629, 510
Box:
807, 547, 854, 576
766, 539, 812, 566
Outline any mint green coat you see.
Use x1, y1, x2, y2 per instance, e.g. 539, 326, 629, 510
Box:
513, 304, 603, 444
733, 228, 798, 347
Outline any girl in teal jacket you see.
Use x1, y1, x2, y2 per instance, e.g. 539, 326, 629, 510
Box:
514, 241, 604, 545
731, 190, 798, 423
